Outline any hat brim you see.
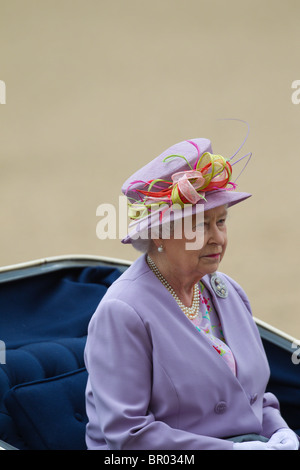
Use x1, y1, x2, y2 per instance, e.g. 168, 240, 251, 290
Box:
121, 190, 251, 244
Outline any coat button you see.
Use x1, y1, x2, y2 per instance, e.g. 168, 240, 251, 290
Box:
214, 401, 227, 414
250, 393, 258, 405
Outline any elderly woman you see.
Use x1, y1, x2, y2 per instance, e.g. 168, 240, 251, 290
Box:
84, 138, 299, 450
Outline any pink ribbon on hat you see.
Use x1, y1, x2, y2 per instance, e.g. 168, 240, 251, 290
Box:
171, 170, 206, 204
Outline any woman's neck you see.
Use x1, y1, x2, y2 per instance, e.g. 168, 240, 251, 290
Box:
147, 253, 197, 307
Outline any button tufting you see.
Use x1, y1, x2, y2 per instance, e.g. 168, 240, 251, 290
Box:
74, 412, 84, 422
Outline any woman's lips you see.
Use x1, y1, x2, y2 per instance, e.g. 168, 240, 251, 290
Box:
202, 253, 221, 259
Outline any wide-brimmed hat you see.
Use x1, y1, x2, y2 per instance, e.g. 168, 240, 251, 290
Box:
121, 138, 251, 244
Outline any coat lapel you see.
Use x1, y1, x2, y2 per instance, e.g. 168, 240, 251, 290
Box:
201, 272, 270, 391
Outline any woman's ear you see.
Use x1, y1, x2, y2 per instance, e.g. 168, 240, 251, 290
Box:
151, 238, 161, 250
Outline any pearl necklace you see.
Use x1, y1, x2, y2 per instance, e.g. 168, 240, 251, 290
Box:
147, 255, 200, 320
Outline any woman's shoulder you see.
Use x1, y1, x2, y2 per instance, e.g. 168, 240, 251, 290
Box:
100, 254, 153, 304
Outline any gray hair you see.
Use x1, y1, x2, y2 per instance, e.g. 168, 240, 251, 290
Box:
130, 219, 177, 253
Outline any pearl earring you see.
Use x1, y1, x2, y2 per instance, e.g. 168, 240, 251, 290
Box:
158, 245, 164, 253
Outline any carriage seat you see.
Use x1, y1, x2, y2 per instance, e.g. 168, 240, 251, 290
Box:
0, 262, 123, 450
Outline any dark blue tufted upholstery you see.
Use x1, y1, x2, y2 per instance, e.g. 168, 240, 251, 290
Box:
0, 262, 124, 450
4, 368, 88, 450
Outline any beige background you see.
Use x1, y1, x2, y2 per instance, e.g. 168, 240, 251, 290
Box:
1, 0, 300, 337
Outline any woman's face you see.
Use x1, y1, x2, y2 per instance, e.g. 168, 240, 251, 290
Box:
161, 205, 228, 281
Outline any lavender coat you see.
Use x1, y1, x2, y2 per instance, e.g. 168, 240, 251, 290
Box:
84, 255, 288, 450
